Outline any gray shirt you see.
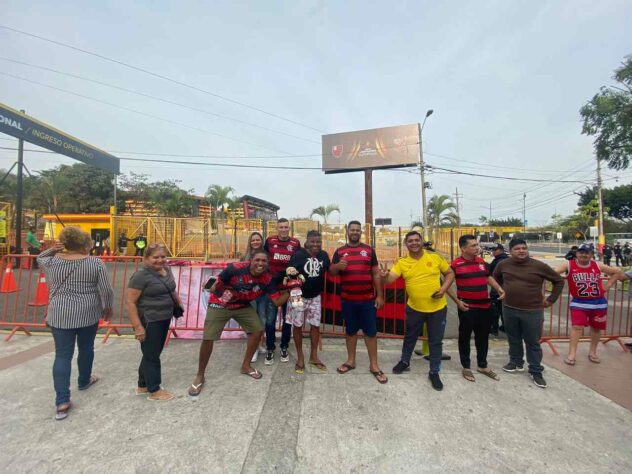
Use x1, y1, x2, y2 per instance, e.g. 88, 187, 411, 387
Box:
128, 267, 177, 322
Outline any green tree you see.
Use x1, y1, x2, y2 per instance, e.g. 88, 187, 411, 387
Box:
488, 217, 524, 226
479, 216, 488, 225
205, 184, 236, 219
577, 184, 632, 223
310, 204, 340, 223
427, 195, 458, 228
559, 199, 602, 240
580, 56, 632, 170
147, 180, 195, 217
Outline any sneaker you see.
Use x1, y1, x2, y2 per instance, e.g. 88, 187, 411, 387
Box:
264, 350, 274, 365
251, 350, 259, 363
280, 348, 289, 363
502, 362, 525, 372
392, 361, 410, 374
531, 373, 547, 388
428, 373, 443, 391
258, 346, 267, 355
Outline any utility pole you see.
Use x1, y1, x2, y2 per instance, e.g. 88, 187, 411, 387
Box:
15, 133, 24, 258
597, 159, 605, 256
453, 187, 463, 228
523, 193, 526, 231
418, 109, 433, 239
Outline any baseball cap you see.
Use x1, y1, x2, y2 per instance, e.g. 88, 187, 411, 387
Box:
577, 243, 593, 253
491, 243, 504, 252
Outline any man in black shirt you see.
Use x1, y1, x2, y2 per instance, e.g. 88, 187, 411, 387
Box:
117, 232, 129, 256
488, 243, 509, 335
287, 230, 330, 373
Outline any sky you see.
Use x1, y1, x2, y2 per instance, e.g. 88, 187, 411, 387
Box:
1, 0, 631, 226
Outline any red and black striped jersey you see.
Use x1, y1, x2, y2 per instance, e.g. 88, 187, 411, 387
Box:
264, 235, 301, 277
209, 262, 280, 310
450, 256, 490, 308
332, 243, 378, 301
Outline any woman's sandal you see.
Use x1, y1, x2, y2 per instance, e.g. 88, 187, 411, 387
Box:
588, 354, 601, 364
78, 375, 99, 391
462, 369, 476, 382
55, 402, 72, 421
564, 358, 576, 366
477, 368, 500, 381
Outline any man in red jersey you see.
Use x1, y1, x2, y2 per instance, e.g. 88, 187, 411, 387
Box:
330, 221, 387, 384
263, 218, 301, 365
448, 235, 505, 383
554, 243, 620, 365
188, 251, 289, 396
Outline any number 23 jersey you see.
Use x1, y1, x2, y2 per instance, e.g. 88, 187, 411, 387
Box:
566, 259, 606, 307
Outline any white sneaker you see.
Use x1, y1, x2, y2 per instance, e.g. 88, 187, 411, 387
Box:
258, 346, 267, 354
251, 350, 259, 363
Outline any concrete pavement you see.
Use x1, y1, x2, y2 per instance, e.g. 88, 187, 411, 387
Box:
1, 334, 631, 473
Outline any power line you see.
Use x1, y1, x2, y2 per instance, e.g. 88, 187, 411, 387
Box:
0, 25, 327, 134
427, 165, 592, 184
0, 56, 321, 145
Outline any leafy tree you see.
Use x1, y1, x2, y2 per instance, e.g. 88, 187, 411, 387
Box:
205, 184, 235, 217
559, 199, 603, 240
310, 204, 340, 223
488, 217, 524, 226
577, 184, 632, 223
427, 195, 458, 228
479, 216, 488, 225
580, 56, 632, 170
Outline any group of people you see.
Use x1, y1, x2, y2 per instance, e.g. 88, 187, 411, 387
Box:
38, 220, 632, 420
602, 242, 631, 267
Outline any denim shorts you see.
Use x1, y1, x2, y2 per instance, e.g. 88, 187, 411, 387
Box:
341, 299, 377, 337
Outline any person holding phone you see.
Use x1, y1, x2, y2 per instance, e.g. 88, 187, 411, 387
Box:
380, 231, 455, 391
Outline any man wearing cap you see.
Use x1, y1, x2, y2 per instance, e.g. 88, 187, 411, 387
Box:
493, 239, 565, 388
554, 244, 621, 365
488, 243, 509, 336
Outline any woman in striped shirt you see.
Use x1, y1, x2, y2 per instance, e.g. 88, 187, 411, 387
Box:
38, 226, 114, 420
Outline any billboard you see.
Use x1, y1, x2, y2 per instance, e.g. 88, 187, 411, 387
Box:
322, 123, 419, 174
0, 102, 120, 174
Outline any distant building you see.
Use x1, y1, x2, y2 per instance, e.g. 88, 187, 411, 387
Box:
240, 195, 279, 221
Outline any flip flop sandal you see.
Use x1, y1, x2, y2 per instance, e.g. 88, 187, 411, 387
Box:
336, 363, 356, 374
78, 375, 99, 391
563, 358, 576, 366
477, 368, 500, 381
462, 369, 476, 382
147, 391, 175, 401
295, 364, 305, 374
588, 355, 601, 364
309, 361, 328, 372
55, 402, 72, 421
370, 370, 388, 384
188, 381, 205, 396
242, 369, 263, 380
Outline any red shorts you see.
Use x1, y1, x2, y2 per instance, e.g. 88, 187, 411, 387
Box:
570, 308, 607, 330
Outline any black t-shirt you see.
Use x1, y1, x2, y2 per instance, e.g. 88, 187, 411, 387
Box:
288, 248, 330, 299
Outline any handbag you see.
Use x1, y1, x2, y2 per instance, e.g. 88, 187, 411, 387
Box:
150, 271, 185, 319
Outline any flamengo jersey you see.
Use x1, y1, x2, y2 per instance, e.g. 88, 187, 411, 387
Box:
567, 259, 605, 300
265, 235, 301, 276
332, 243, 378, 301
209, 262, 280, 310
450, 256, 490, 309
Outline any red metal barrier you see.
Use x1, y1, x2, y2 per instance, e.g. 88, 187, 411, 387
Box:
2, 255, 630, 349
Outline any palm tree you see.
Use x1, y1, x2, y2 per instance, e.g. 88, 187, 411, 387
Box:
205, 185, 235, 217
310, 204, 340, 223
427, 195, 458, 228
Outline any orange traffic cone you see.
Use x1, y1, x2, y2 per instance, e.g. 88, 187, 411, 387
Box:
0, 262, 19, 293
28, 271, 49, 306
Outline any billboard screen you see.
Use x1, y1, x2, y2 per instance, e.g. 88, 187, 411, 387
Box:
0, 102, 120, 174
322, 123, 419, 174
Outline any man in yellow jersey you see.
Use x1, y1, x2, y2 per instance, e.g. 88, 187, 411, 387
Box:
380, 231, 455, 391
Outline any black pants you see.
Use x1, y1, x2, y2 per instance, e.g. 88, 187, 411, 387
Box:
615, 254, 622, 266
603, 256, 611, 266
458, 307, 491, 369
138, 318, 171, 393
135, 248, 145, 257
28, 247, 40, 269
401, 306, 447, 374
490, 299, 504, 333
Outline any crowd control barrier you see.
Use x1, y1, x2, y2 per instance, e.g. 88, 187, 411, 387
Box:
1, 255, 630, 352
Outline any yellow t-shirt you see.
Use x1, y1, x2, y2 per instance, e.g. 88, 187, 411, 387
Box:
390, 252, 449, 313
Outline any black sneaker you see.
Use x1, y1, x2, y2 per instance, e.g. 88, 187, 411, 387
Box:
392, 361, 410, 374
428, 373, 443, 391
531, 373, 547, 388
264, 350, 274, 365
502, 362, 525, 372
280, 349, 289, 363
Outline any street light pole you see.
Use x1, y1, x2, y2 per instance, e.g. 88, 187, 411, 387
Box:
418, 109, 433, 237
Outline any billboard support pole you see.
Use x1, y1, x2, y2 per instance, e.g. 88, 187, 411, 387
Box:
418, 123, 428, 240
364, 169, 373, 227
15, 127, 25, 259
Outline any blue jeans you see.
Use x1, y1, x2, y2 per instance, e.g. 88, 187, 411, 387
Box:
400, 306, 447, 374
503, 306, 544, 375
51, 323, 99, 406
263, 297, 291, 351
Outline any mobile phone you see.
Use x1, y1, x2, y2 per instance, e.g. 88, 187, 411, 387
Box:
431, 291, 441, 299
